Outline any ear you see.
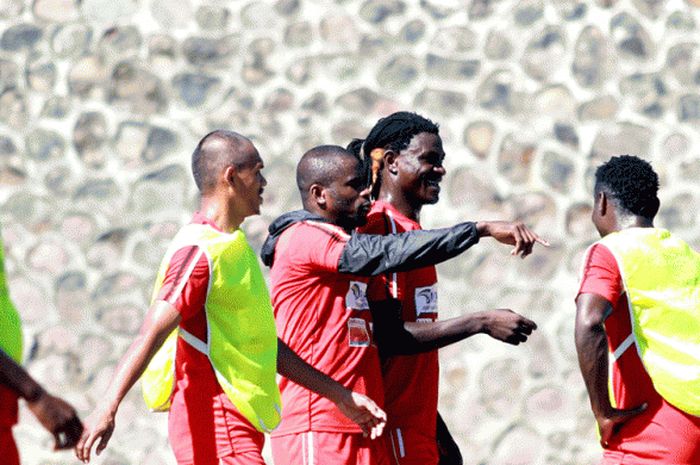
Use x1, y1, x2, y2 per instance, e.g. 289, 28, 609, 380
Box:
223, 165, 238, 188
309, 184, 327, 208
597, 191, 608, 216
383, 150, 399, 175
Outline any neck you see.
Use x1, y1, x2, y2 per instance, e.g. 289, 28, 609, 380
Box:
608, 215, 654, 235
200, 195, 244, 232
378, 186, 421, 222
303, 204, 353, 232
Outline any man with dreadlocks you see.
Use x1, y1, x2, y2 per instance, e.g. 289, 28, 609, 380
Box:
576, 155, 700, 464
261, 144, 544, 465
351, 111, 546, 465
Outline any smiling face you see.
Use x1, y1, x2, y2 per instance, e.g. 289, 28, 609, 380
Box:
392, 132, 446, 207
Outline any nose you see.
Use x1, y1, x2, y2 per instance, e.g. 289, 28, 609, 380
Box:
434, 164, 446, 176
359, 185, 371, 200
260, 173, 268, 187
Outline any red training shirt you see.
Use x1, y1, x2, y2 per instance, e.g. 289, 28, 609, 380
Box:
578, 243, 700, 464
360, 200, 439, 435
269, 220, 383, 436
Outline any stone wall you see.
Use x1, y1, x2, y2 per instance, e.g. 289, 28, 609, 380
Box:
1, 0, 699, 464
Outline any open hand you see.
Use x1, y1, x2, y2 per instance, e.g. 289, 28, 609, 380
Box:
597, 403, 647, 448
477, 221, 549, 258
480, 309, 537, 345
75, 408, 116, 463
27, 392, 83, 450
335, 390, 387, 440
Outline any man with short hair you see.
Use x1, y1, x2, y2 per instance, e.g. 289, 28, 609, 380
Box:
353, 111, 543, 465
76, 131, 385, 465
576, 154, 700, 464
0, 235, 83, 464
261, 144, 543, 465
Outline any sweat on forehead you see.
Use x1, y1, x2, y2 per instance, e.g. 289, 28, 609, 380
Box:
191, 129, 257, 193
296, 145, 360, 191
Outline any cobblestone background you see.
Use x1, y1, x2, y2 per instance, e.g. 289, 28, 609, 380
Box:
1, 0, 699, 464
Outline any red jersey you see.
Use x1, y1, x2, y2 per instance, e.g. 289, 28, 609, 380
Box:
360, 200, 439, 434
269, 220, 383, 435
156, 213, 263, 463
578, 243, 700, 463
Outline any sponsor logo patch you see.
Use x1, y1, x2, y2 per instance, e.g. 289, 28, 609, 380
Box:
414, 284, 438, 316
348, 317, 371, 347
346, 280, 369, 310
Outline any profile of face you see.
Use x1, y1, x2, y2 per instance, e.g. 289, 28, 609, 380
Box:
391, 132, 446, 206
231, 145, 267, 217
324, 156, 371, 230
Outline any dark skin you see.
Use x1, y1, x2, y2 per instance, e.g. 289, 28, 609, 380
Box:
76, 135, 385, 463
0, 349, 83, 450
575, 188, 655, 448
375, 132, 543, 350
373, 130, 549, 463
302, 150, 541, 351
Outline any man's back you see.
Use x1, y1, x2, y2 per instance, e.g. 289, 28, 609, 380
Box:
579, 228, 700, 463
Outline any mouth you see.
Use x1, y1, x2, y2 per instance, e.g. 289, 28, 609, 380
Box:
425, 178, 442, 191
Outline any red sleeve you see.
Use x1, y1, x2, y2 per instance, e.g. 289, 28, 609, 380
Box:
288, 222, 349, 273
156, 245, 210, 321
577, 243, 623, 306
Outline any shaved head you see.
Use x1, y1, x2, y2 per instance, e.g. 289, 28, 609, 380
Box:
192, 130, 258, 193
296, 145, 365, 204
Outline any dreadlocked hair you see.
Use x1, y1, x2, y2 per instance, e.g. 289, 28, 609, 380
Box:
595, 155, 660, 219
349, 112, 439, 199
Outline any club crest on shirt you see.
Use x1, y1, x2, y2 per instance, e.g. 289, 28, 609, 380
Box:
346, 281, 370, 311
414, 284, 438, 316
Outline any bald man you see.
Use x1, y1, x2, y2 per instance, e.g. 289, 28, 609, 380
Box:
76, 132, 386, 465
261, 145, 542, 465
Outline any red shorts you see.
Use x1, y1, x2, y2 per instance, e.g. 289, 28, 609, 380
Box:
178, 451, 266, 465
169, 390, 265, 465
0, 428, 19, 465
271, 431, 391, 465
386, 427, 438, 465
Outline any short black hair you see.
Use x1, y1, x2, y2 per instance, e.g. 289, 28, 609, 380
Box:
594, 155, 659, 219
191, 130, 252, 193
296, 145, 364, 204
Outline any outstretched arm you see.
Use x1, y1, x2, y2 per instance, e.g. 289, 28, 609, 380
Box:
76, 300, 181, 463
339, 221, 548, 277
0, 349, 83, 450
277, 340, 386, 439
370, 299, 537, 357
575, 293, 646, 448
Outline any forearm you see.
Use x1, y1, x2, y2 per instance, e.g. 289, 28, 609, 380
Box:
575, 320, 613, 418
276, 339, 346, 403
102, 327, 174, 414
0, 349, 45, 401
339, 222, 479, 276
403, 313, 486, 350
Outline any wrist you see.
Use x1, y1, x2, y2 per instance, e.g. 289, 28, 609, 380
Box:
328, 385, 351, 405
476, 222, 490, 237
474, 311, 490, 334
23, 383, 46, 404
